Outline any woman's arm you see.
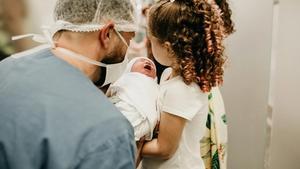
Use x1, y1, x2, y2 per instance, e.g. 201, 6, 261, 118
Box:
142, 111, 186, 160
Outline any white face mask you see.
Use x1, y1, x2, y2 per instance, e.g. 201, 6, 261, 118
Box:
55, 29, 130, 87
100, 56, 129, 87
100, 29, 129, 86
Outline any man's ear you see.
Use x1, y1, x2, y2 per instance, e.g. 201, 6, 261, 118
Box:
98, 22, 115, 49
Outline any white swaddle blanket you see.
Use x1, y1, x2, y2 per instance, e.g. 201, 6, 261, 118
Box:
106, 57, 159, 141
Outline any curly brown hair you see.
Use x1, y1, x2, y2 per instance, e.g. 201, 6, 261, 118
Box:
216, 0, 235, 35
148, 0, 226, 92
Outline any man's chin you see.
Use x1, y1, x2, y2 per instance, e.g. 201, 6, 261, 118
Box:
101, 55, 125, 64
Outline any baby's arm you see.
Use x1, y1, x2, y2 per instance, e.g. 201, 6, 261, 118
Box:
142, 112, 186, 160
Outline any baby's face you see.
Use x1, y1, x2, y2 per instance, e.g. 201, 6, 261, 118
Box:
131, 58, 156, 79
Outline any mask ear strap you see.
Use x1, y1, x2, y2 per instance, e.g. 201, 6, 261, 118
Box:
55, 47, 107, 67
114, 29, 129, 48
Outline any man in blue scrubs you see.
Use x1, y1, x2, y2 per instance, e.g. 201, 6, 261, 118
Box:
0, 0, 137, 168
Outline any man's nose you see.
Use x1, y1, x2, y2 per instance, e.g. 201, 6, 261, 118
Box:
132, 32, 136, 38
130, 32, 136, 40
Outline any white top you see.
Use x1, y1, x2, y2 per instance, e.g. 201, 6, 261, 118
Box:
142, 68, 208, 169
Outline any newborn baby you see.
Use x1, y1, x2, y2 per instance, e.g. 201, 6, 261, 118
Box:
106, 57, 159, 141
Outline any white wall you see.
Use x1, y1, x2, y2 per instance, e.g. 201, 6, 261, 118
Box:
222, 0, 274, 169
269, 0, 300, 168
20, 0, 56, 48
24, 0, 56, 33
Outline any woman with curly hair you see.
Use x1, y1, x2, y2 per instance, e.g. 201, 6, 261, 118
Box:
215, 0, 235, 36
141, 0, 226, 168
199, 1, 234, 169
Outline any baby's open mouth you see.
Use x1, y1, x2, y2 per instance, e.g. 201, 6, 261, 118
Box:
144, 64, 152, 71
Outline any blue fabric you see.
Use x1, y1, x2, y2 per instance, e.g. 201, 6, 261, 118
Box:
0, 48, 136, 169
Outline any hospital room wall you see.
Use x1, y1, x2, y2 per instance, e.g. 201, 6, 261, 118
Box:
224, 0, 300, 168
24, 0, 56, 34
222, 0, 273, 169
268, 0, 300, 169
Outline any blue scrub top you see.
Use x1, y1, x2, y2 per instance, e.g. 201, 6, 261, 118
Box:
0, 47, 136, 169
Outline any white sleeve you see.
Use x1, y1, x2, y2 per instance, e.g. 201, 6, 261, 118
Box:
161, 82, 208, 121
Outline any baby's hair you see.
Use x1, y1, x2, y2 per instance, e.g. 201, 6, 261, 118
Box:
148, 0, 226, 92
